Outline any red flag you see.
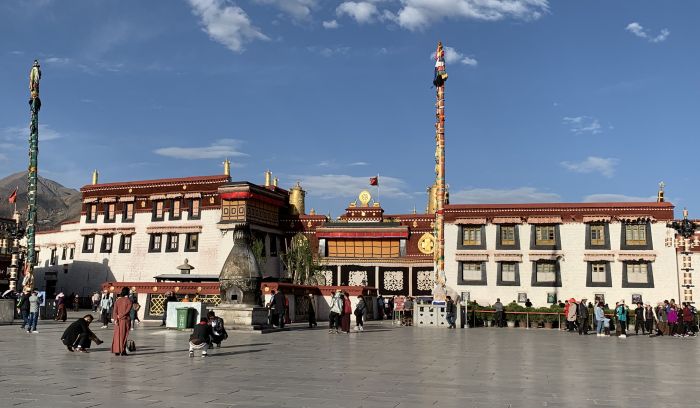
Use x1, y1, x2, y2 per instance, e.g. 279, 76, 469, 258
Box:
369, 176, 378, 186
7, 187, 17, 204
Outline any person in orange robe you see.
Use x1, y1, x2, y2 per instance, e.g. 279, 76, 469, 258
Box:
111, 287, 133, 356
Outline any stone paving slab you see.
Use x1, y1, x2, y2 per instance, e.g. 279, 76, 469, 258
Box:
1, 315, 699, 407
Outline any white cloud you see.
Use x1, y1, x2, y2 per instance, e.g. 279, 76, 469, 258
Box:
431, 46, 477, 66
307, 46, 350, 57
292, 174, 411, 199
562, 116, 602, 134
323, 19, 340, 29
395, 0, 549, 31
583, 193, 656, 203
560, 156, 618, 178
187, 0, 269, 53
253, 0, 317, 20
337, 2, 379, 24
44, 57, 71, 64
450, 187, 561, 204
349, 161, 368, 166
154, 138, 248, 160
625, 22, 670, 43
3, 124, 62, 142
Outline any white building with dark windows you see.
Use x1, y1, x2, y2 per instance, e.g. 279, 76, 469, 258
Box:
443, 202, 680, 307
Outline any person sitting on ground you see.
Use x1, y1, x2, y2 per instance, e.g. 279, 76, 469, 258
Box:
189, 317, 213, 357
207, 311, 228, 347
61, 314, 103, 353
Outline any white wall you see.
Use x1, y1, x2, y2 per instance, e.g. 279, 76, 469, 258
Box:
445, 222, 680, 307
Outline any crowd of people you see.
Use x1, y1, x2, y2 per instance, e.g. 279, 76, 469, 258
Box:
562, 298, 698, 338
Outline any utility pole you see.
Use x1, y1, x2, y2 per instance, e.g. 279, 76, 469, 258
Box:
432, 42, 448, 302
24, 60, 42, 290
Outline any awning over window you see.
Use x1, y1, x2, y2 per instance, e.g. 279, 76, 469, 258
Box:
166, 193, 183, 199
618, 252, 656, 262
118, 196, 135, 202
582, 215, 611, 223
527, 216, 563, 224
149, 194, 167, 200
617, 215, 655, 223
146, 225, 203, 234
82, 197, 98, 203
455, 252, 488, 261
184, 192, 202, 199
583, 253, 615, 262
79, 227, 135, 236
454, 218, 487, 225
492, 217, 523, 224
528, 252, 563, 261
493, 253, 523, 262
101, 197, 117, 203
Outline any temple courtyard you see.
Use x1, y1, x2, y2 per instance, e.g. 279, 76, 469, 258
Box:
1, 315, 699, 408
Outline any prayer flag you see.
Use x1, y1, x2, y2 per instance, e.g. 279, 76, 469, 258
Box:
8, 187, 17, 204
369, 176, 378, 186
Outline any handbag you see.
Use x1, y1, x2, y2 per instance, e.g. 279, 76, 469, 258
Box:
127, 339, 136, 352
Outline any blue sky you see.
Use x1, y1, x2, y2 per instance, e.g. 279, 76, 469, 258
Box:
0, 1, 698, 217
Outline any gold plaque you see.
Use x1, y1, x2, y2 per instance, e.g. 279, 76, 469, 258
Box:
358, 190, 371, 207
418, 233, 436, 255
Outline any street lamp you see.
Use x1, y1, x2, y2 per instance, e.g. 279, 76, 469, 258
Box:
666, 208, 699, 304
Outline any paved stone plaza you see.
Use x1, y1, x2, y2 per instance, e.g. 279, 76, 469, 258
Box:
1, 315, 699, 408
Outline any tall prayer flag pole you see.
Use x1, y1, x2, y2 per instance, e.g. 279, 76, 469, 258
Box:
432, 42, 448, 302
25, 59, 42, 290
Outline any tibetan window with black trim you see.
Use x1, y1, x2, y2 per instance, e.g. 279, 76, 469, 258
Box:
170, 199, 182, 220
149, 234, 162, 252
496, 225, 519, 249
69, 248, 74, 259
586, 223, 610, 249
531, 261, 561, 287
586, 262, 612, 287
83, 235, 95, 253
458, 225, 486, 249
497, 262, 520, 286
622, 261, 654, 288
100, 235, 113, 253
457, 262, 487, 285
119, 235, 132, 253
530, 225, 560, 250
122, 202, 134, 222
152, 201, 165, 221
185, 233, 199, 252
50, 248, 57, 265
86, 204, 98, 223
61, 247, 67, 260
104, 203, 116, 223
621, 223, 653, 250
166, 233, 179, 252
188, 199, 201, 220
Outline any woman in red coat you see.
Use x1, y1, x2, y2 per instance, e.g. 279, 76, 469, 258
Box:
340, 292, 352, 333
111, 287, 133, 356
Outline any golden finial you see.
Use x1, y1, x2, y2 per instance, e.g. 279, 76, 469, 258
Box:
657, 181, 665, 203
91, 169, 99, 185
223, 159, 231, 176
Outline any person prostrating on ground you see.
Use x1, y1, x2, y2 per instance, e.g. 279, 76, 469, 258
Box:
62, 314, 103, 352
189, 318, 213, 357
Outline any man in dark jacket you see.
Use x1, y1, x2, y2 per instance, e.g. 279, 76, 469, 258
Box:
207, 311, 228, 347
273, 289, 286, 328
577, 300, 589, 335
189, 318, 213, 357
18, 290, 31, 329
634, 302, 646, 335
61, 315, 103, 352
445, 296, 457, 329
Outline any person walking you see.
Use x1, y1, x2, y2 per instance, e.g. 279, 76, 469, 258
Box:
99, 292, 113, 328
273, 289, 286, 329
446, 296, 457, 329
207, 311, 228, 347
111, 287, 133, 356
341, 292, 352, 333
329, 290, 342, 333
61, 314, 103, 352
354, 296, 367, 332
189, 317, 213, 357
577, 300, 589, 335
634, 302, 645, 335
566, 299, 577, 332
307, 294, 317, 328
644, 304, 655, 336
494, 298, 504, 328
73, 294, 80, 312
376, 295, 385, 320
91, 292, 100, 312
18, 289, 31, 330
594, 302, 606, 336
55, 293, 67, 322
266, 290, 279, 327
616, 300, 627, 338
129, 297, 141, 330
682, 303, 694, 336
654, 302, 667, 336
667, 304, 679, 336
27, 290, 40, 333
